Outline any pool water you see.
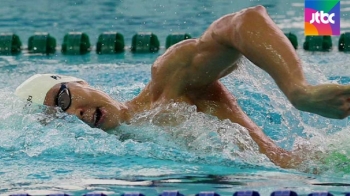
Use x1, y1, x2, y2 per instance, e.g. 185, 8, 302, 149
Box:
2, 0, 350, 195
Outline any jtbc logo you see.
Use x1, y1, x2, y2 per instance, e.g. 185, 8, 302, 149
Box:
310, 11, 335, 24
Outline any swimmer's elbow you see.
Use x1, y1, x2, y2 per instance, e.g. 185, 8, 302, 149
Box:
232, 5, 268, 48
208, 5, 268, 49
238, 5, 267, 22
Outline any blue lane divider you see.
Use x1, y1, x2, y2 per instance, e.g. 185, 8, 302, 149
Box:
9, 194, 31, 196
271, 190, 298, 196
122, 193, 146, 196
7, 190, 346, 196
234, 191, 260, 196
308, 192, 333, 196
83, 192, 108, 196
195, 192, 220, 196
160, 190, 184, 196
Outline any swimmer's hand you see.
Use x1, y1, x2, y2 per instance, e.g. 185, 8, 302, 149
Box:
292, 84, 350, 119
263, 147, 303, 169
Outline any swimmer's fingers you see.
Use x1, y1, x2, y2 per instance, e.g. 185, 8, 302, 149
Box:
297, 84, 350, 119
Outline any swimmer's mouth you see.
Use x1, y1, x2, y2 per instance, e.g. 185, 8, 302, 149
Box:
93, 108, 105, 128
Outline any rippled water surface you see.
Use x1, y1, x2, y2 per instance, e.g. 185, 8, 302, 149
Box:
2, 0, 350, 195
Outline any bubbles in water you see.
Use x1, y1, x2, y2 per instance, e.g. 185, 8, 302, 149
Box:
2, 55, 350, 179
110, 101, 269, 166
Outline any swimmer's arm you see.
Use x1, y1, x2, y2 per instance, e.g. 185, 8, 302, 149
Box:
209, 83, 303, 169
227, 6, 306, 99
254, 133, 303, 169
227, 6, 350, 119
235, 104, 304, 168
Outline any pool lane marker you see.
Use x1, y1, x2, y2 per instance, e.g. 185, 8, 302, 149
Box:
61, 32, 91, 55
0, 33, 21, 55
5, 32, 350, 55
131, 32, 160, 53
96, 32, 125, 54
303, 35, 332, 51
28, 32, 56, 54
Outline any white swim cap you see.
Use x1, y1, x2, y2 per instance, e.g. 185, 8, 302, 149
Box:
15, 74, 85, 105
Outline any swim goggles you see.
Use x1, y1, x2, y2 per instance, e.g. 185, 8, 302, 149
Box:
55, 83, 71, 111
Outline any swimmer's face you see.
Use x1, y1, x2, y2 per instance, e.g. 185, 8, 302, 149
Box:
43, 81, 125, 130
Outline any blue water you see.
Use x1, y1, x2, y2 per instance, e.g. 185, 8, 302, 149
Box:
2, 0, 350, 195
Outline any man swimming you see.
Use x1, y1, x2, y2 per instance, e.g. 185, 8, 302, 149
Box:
15, 6, 350, 169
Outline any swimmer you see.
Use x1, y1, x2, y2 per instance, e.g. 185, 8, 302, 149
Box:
15, 6, 350, 168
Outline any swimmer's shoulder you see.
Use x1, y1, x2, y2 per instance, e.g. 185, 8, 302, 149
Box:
148, 39, 199, 95
152, 38, 198, 73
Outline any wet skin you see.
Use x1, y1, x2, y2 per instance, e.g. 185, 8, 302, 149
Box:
44, 81, 130, 130
44, 6, 350, 169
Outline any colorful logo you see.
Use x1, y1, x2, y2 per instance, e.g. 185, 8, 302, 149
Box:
305, 0, 340, 35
